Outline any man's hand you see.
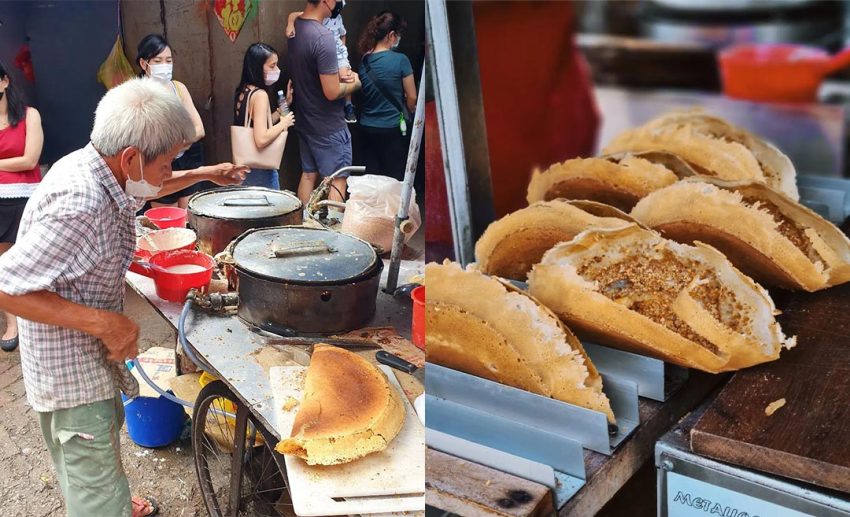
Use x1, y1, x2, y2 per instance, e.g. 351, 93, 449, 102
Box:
349, 71, 361, 89
95, 312, 140, 362
206, 163, 249, 186
286, 11, 302, 38
339, 68, 355, 83
286, 80, 294, 105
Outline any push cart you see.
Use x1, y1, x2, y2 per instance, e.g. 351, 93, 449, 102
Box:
126, 256, 425, 516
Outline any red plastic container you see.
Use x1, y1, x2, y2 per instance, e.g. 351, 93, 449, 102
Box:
719, 44, 850, 103
145, 207, 188, 229
129, 250, 214, 302
411, 285, 425, 350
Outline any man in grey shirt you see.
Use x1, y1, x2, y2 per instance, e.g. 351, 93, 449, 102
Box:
288, 0, 361, 204
0, 78, 246, 517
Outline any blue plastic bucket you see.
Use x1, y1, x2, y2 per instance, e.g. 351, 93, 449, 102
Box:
122, 393, 186, 448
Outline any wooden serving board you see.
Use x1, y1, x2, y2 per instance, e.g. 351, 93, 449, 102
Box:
426, 448, 554, 517
691, 282, 850, 493
270, 365, 425, 516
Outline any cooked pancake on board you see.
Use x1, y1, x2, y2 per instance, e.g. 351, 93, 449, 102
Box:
276, 345, 406, 465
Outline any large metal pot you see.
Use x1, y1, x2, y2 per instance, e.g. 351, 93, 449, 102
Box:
187, 187, 302, 256
639, 0, 842, 50
228, 226, 382, 334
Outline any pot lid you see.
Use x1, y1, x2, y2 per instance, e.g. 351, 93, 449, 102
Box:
232, 226, 379, 284
650, 0, 809, 11
188, 187, 301, 220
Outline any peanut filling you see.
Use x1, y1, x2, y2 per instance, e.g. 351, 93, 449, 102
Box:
577, 246, 749, 353
742, 196, 823, 264
689, 281, 750, 335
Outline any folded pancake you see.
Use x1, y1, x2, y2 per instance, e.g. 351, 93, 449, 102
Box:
528, 225, 795, 373
426, 261, 615, 423
475, 199, 635, 280
526, 153, 681, 211
631, 179, 850, 291
645, 112, 798, 200
603, 111, 798, 200
275, 345, 405, 465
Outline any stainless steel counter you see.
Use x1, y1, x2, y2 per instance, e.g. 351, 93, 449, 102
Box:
125, 258, 423, 439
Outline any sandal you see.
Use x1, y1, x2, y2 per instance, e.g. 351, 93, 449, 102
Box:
131, 495, 159, 517
0, 335, 18, 352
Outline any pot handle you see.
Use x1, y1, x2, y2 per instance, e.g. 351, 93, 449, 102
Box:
221, 195, 272, 207
128, 259, 155, 278
826, 47, 850, 75
271, 241, 335, 257
214, 249, 235, 266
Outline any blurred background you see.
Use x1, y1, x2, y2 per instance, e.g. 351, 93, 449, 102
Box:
426, 0, 850, 263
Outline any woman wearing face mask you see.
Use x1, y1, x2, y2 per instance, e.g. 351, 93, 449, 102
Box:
136, 34, 211, 208
357, 11, 416, 182
0, 61, 43, 352
233, 43, 295, 190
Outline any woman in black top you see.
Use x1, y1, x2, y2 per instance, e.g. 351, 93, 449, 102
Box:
357, 11, 417, 181
233, 43, 295, 190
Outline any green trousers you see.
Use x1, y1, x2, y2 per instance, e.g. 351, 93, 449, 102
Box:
39, 395, 131, 517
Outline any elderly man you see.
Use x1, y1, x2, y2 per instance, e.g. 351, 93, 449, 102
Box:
0, 78, 247, 517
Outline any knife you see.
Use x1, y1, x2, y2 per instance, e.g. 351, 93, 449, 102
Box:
376, 350, 417, 374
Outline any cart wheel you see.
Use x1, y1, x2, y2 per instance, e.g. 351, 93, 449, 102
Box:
193, 380, 290, 516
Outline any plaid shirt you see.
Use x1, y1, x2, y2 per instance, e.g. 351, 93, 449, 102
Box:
0, 143, 139, 412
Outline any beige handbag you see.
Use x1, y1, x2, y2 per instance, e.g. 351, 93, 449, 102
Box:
231, 89, 288, 169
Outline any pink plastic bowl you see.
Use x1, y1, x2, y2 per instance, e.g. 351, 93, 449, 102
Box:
144, 207, 188, 229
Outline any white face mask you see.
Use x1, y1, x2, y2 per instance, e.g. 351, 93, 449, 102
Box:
125, 153, 163, 200
148, 63, 173, 82
264, 69, 281, 85
392, 35, 401, 49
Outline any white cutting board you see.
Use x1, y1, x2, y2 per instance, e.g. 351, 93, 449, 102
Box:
270, 365, 425, 516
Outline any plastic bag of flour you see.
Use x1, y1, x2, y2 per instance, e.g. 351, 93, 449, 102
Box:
341, 175, 421, 252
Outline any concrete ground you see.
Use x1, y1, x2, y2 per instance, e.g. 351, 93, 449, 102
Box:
0, 288, 205, 516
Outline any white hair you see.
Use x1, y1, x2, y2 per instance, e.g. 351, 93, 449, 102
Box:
90, 77, 195, 161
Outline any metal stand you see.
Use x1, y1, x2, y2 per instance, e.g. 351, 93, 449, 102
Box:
798, 175, 850, 223
425, 359, 647, 508
305, 165, 365, 225
425, 395, 587, 506
424, 350, 687, 508
426, 363, 638, 455
584, 342, 688, 402
385, 62, 427, 293
425, 0, 495, 265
